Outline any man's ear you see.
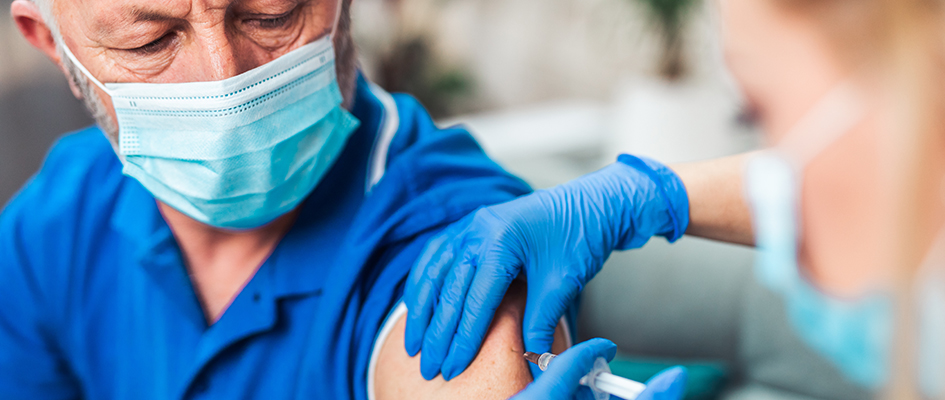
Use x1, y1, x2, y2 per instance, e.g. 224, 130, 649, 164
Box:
11, 0, 85, 99
11, 0, 61, 65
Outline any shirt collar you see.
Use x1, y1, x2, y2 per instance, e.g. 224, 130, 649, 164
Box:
108, 72, 389, 299
268, 73, 387, 298
110, 175, 169, 246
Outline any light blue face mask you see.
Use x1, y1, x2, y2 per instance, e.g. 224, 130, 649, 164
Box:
743, 82, 896, 389
60, 24, 359, 229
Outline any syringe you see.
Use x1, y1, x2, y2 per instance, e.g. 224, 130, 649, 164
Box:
524, 351, 647, 400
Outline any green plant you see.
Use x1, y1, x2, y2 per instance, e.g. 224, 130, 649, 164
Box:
635, 0, 700, 80
375, 0, 475, 118
377, 36, 474, 118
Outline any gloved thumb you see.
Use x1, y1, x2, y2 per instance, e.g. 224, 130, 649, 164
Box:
522, 281, 582, 378
512, 338, 617, 400
636, 366, 688, 400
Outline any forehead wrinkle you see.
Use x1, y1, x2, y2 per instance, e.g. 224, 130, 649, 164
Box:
192, 0, 233, 15
86, 1, 193, 38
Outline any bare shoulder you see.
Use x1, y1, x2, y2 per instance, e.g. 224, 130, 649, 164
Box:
373, 281, 569, 400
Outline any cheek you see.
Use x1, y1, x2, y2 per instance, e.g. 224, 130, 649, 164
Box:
91, 85, 119, 126
798, 124, 894, 298
720, 2, 797, 138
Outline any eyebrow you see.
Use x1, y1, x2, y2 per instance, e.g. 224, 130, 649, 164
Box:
129, 8, 179, 22
90, 4, 188, 39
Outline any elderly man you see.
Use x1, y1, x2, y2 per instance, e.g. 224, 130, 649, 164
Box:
0, 0, 587, 398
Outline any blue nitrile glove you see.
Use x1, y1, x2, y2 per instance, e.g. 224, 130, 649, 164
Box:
511, 338, 688, 400
404, 155, 690, 381
634, 366, 689, 400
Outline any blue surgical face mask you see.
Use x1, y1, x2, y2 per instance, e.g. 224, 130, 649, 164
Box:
746, 82, 945, 394
744, 82, 897, 389
60, 22, 358, 229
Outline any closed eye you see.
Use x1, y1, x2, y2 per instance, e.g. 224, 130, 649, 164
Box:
249, 11, 296, 29
127, 33, 176, 55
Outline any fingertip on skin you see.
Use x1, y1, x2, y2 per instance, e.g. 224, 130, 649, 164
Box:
404, 303, 431, 357
419, 361, 440, 381
441, 362, 460, 381
441, 318, 491, 381
523, 335, 554, 360
418, 307, 462, 382
404, 312, 419, 355
521, 316, 556, 350
419, 327, 450, 381
419, 346, 445, 381
418, 343, 446, 381
440, 341, 475, 381
440, 356, 458, 381
404, 329, 421, 357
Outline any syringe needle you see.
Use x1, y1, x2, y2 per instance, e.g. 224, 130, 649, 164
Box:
523, 351, 647, 399
523, 352, 542, 365
523, 351, 557, 371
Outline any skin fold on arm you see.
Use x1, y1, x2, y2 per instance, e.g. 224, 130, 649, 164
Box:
374, 281, 569, 399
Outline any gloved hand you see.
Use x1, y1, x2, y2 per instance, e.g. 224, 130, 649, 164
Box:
404, 155, 690, 381
511, 338, 688, 400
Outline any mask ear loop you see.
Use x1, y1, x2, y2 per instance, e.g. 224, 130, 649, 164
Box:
757, 79, 865, 278
59, 41, 113, 97
775, 80, 866, 168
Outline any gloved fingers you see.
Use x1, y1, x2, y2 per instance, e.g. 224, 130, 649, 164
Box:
439, 263, 518, 380
511, 338, 617, 400
522, 277, 583, 378
635, 366, 688, 400
404, 225, 466, 356
418, 252, 476, 380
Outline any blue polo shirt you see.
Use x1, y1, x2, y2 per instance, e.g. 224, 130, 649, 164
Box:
0, 76, 531, 400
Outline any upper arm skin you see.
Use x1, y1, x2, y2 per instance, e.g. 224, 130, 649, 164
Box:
374, 281, 569, 400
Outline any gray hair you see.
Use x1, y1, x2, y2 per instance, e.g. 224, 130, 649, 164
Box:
29, 0, 63, 46
29, 0, 120, 147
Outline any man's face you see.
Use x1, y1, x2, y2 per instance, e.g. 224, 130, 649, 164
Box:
48, 0, 355, 137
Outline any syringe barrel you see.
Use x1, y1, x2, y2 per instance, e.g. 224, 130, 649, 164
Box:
537, 353, 557, 371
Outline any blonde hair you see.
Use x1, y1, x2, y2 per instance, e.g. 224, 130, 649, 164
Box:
884, 1, 945, 399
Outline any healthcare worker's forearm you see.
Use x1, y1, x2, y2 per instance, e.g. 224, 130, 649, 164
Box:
671, 153, 756, 246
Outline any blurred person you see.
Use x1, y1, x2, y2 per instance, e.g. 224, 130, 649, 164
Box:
406, 0, 945, 397
0, 0, 681, 398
